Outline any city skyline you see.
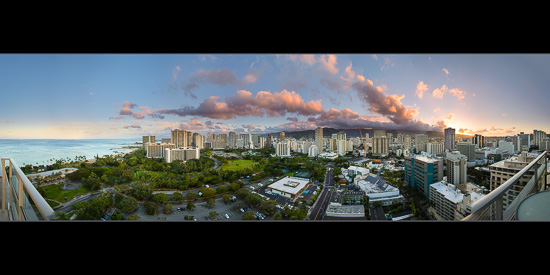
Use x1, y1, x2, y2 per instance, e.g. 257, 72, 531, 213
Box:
1, 54, 549, 139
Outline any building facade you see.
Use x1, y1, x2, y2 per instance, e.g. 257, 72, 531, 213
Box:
404, 155, 443, 199
445, 127, 455, 151
315, 127, 323, 153
445, 151, 467, 185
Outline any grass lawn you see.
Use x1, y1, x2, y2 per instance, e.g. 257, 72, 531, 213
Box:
38, 184, 92, 204
221, 159, 258, 172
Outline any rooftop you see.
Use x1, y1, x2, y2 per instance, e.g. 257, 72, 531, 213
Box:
431, 181, 464, 203
268, 176, 310, 195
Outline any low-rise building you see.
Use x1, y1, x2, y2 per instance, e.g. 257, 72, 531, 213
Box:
356, 173, 404, 206
267, 176, 310, 199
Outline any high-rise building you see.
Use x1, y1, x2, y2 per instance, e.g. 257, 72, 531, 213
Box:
142, 135, 155, 149
329, 138, 338, 152
472, 134, 485, 149
372, 136, 389, 157
308, 144, 319, 157
533, 130, 546, 147
374, 129, 386, 138
489, 151, 539, 209
315, 127, 323, 153
518, 132, 530, 151
456, 142, 476, 161
280, 131, 285, 141
403, 134, 412, 150
445, 151, 467, 185
165, 147, 200, 163
427, 142, 444, 155
228, 131, 237, 149
337, 139, 347, 156
445, 127, 455, 151
275, 140, 291, 157
404, 155, 443, 198
171, 129, 187, 148
146, 143, 176, 158
193, 133, 204, 149
415, 134, 428, 153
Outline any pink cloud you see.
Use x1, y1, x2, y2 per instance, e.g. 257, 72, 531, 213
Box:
160, 89, 323, 120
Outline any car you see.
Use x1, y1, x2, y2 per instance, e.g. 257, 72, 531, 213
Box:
240, 208, 245, 213
225, 213, 230, 219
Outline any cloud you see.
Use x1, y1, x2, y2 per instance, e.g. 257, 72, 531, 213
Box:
114, 101, 165, 120
180, 68, 259, 99
415, 80, 428, 99
123, 123, 141, 129
169, 65, 181, 90
432, 84, 466, 100
352, 78, 419, 125
432, 84, 448, 99
442, 68, 450, 76
502, 113, 507, 117
433, 107, 440, 113
179, 117, 206, 131
286, 116, 298, 122
160, 89, 323, 120
448, 88, 466, 100
286, 54, 317, 66
318, 54, 339, 75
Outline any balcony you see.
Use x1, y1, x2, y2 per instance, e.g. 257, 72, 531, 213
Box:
462, 151, 548, 221
1, 158, 55, 221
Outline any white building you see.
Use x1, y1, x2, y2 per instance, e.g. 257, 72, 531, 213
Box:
445, 151, 467, 185
275, 140, 291, 157
267, 176, 310, 199
356, 173, 404, 206
337, 139, 347, 156
165, 147, 200, 163
308, 144, 319, 157
498, 140, 514, 155
427, 142, 444, 155
429, 180, 485, 220
429, 180, 464, 220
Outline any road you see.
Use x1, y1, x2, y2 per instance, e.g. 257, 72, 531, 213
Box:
308, 168, 335, 220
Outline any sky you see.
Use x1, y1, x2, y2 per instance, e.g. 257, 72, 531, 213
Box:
0, 53, 549, 139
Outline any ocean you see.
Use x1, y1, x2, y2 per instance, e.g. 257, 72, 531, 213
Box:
0, 139, 138, 167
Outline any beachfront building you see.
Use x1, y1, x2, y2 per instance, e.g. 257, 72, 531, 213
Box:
165, 147, 200, 163
146, 143, 176, 158
142, 135, 155, 149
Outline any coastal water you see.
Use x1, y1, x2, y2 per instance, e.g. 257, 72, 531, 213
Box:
0, 139, 138, 166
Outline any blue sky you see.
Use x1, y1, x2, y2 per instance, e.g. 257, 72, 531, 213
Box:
0, 54, 549, 139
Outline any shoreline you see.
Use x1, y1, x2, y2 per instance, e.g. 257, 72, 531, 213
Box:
70, 147, 140, 165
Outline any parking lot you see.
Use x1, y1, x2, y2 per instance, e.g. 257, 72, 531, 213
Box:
123, 196, 251, 221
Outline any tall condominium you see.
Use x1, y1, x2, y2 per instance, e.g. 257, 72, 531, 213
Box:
171, 129, 187, 148
372, 136, 389, 157
315, 127, 323, 152
472, 134, 485, 148
280, 131, 285, 141
533, 129, 547, 147
415, 134, 428, 153
444, 127, 455, 151
142, 135, 155, 149
445, 151, 467, 185
456, 142, 475, 161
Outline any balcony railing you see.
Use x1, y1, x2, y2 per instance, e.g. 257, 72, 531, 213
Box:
1, 158, 55, 221
462, 151, 548, 221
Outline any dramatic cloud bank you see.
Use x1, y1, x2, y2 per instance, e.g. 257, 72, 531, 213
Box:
159, 89, 323, 120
